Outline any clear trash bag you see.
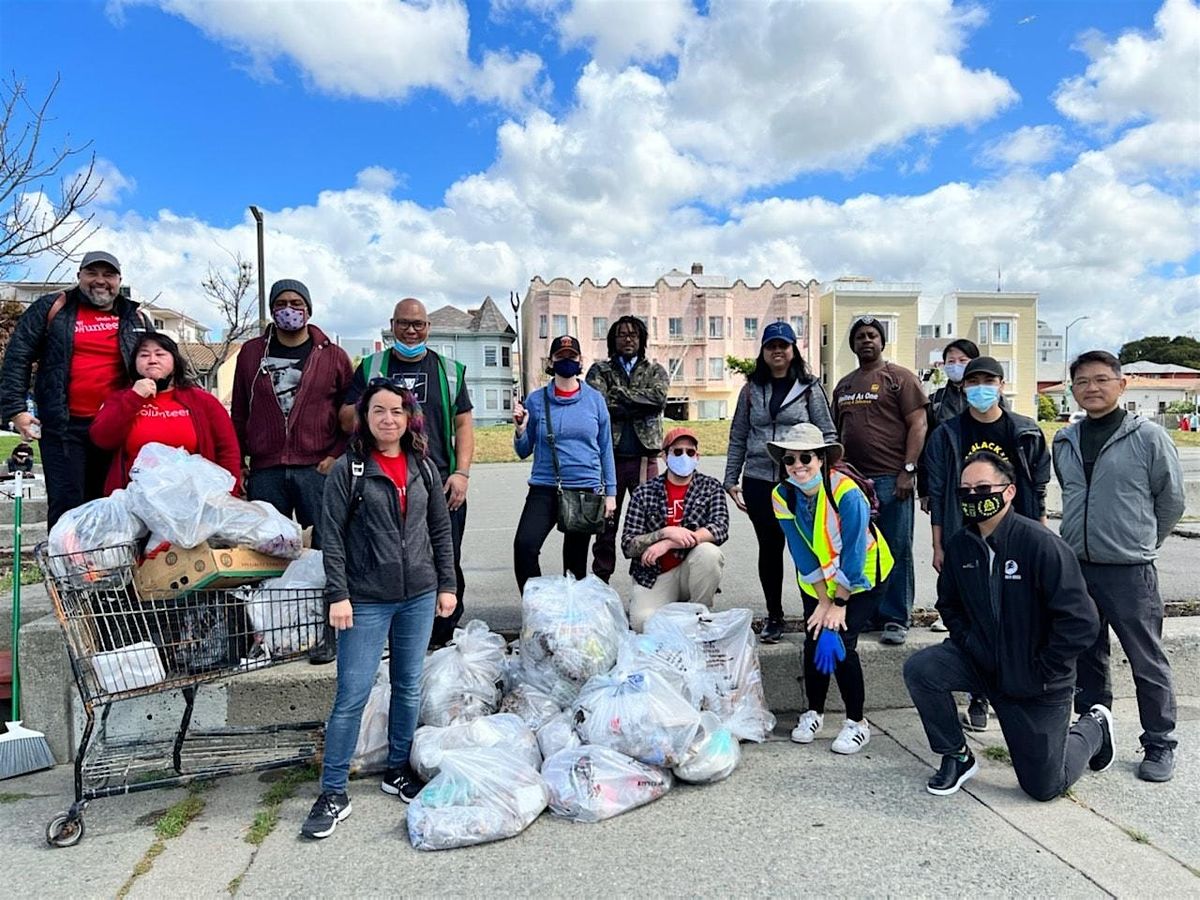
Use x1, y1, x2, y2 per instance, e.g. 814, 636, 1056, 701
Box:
418, 620, 507, 727
407, 747, 549, 851
543, 745, 672, 823
207, 495, 303, 559
504, 645, 581, 709
572, 668, 702, 767
536, 711, 582, 762
410, 713, 540, 782
125, 443, 235, 549
45, 489, 147, 589
240, 550, 325, 655
499, 683, 563, 732
520, 574, 627, 687
349, 661, 391, 775
616, 621, 714, 709
672, 711, 741, 784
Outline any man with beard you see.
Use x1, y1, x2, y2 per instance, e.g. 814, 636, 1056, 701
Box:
0, 251, 152, 526
585, 315, 669, 583
341, 297, 473, 648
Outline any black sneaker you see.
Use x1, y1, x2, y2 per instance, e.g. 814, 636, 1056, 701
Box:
381, 764, 422, 802
759, 618, 785, 644
1137, 744, 1175, 783
1086, 704, 1115, 773
927, 749, 979, 796
301, 791, 351, 839
960, 695, 989, 732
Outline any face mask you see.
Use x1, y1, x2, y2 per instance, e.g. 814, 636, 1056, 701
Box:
272, 306, 307, 332
153, 376, 172, 392
394, 341, 426, 359
965, 384, 1001, 412
944, 362, 966, 383
788, 473, 823, 492
666, 453, 697, 478
553, 358, 582, 378
960, 490, 1007, 523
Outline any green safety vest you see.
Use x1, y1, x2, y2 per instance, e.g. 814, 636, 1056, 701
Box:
362, 348, 466, 473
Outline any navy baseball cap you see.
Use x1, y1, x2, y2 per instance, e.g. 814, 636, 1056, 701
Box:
761, 321, 796, 345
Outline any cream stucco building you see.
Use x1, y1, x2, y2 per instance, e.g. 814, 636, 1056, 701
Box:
817, 278, 922, 391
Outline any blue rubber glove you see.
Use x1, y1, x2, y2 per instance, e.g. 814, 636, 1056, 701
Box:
813, 629, 847, 675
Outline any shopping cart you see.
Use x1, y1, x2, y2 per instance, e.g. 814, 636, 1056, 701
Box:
35, 542, 327, 847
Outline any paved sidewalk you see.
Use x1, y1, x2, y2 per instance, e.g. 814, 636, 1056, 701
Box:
3, 697, 1196, 897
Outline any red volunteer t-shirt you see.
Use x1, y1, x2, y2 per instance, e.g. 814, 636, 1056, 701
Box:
659, 478, 688, 574
124, 391, 198, 475
373, 450, 409, 516
69, 305, 124, 417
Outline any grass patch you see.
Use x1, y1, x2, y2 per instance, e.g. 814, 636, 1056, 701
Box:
1122, 826, 1151, 844
0, 563, 42, 593
245, 808, 278, 847
982, 745, 1011, 764
0, 791, 35, 803
245, 763, 318, 846
117, 782, 210, 898
0, 435, 41, 464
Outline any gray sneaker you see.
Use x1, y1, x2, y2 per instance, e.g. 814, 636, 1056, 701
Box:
880, 623, 908, 645
1137, 744, 1175, 782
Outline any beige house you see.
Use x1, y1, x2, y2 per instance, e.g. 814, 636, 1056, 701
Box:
523, 265, 817, 419
817, 278, 922, 391
952, 291, 1038, 417
1042, 375, 1199, 417
180, 343, 242, 405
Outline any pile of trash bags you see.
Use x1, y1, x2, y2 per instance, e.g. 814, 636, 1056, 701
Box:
378, 575, 776, 852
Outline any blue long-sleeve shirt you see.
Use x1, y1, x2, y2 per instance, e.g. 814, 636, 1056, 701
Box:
777, 480, 872, 594
515, 384, 616, 496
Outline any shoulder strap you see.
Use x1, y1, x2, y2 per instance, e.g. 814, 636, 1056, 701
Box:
541, 388, 563, 491
344, 454, 366, 531
45, 292, 68, 328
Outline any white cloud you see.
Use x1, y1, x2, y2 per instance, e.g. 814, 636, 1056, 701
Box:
354, 166, 402, 194
109, 0, 544, 107
79, 158, 138, 206
979, 125, 1068, 168
559, 0, 696, 66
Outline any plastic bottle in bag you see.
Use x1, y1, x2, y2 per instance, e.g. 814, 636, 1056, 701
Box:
418, 620, 507, 727
672, 711, 741, 784
520, 575, 627, 686
572, 668, 702, 768
543, 745, 672, 823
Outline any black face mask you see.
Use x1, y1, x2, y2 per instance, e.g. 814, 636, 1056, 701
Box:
154, 376, 173, 392
959, 490, 1007, 523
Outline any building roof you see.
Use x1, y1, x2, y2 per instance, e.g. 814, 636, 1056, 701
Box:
429, 296, 515, 336
1121, 361, 1200, 375
660, 267, 730, 289
143, 304, 205, 326
178, 341, 242, 373
1041, 376, 1200, 395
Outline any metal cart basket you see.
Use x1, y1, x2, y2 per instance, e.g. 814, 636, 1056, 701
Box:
35, 542, 327, 847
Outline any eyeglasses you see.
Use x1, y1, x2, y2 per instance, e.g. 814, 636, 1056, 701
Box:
391, 319, 429, 332
782, 452, 820, 467
1071, 376, 1119, 389
957, 483, 1011, 497
668, 447, 697, 457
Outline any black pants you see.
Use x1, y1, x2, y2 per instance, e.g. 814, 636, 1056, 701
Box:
801, 584, 883, 722
247, 464, 328, 549
591, 455, 655, 582
41, 417, 111, 529
904, 641, 1103, 801
514, 485, 592, 594
743, 477, 787, 620
1075, 561, 1176, 749
429, 501, 467, 647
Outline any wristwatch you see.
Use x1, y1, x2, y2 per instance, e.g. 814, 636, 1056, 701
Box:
903, 462, 917, 474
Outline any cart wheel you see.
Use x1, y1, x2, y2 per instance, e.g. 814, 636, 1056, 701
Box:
45, 812, 85, 848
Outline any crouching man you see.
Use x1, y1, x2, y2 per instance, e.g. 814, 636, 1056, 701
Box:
621, 428, 729, 631
903, 451, 1114, 800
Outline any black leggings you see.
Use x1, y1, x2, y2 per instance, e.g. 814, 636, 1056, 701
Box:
801, 584, 884, 722
742, 477, 787, 620
513, 485, 593, 593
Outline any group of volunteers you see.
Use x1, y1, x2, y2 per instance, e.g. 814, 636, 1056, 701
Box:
0, 251, 1185, 840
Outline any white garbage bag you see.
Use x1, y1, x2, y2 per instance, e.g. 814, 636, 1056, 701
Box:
407, 747, 549, 851
349, 661, 391, 775
90, 641, 166, 695
572, 668, 702, 768
418, 620, 507, 726
499, 683, 563, 732
410, 713, 540, 782
543, 745, 672, 823
208, 495, 303, 559
645, 604, 776, 742
672, 711, 741, 784
520, 575, 627, 687
241, 550, 325, 655
125, 443, 236, 549
536, 711, 582, 762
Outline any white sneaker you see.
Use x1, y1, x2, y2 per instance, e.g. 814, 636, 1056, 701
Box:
790, 710, 823, 744
831, 719, 871, 755
930, 616, 949, 633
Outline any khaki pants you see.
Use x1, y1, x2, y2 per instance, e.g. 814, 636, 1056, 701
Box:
630, 543, 725, 632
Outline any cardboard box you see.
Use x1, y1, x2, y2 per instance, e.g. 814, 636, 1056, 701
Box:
134, 542, 289, 597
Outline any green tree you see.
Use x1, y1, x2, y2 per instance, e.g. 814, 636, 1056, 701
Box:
1118, 335, 1200, 370
1036, 393, 1058, 422
726, 355, 756, 379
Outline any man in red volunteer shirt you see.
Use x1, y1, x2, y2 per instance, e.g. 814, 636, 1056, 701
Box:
0, 251, 151, 526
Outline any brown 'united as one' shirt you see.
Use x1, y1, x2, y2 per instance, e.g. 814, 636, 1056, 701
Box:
832, 362, 928, 477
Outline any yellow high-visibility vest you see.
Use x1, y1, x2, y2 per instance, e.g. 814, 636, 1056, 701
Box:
772, 470, 894, 600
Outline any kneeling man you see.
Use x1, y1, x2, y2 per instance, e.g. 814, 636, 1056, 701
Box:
622, 428, 729, 631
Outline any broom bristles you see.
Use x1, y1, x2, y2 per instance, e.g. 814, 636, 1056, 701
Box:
0, 720, 56, 780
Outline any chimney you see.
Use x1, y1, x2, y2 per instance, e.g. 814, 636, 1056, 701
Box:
690, 263, 703, 275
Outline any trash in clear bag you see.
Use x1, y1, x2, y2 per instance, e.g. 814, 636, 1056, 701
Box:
499, 683, 563, 732
207, 495, 303, 559
407, 747, 549, 851
543, 745, 672, 823
126, 443, 236, 549
616, 622, 714, 709
46, 489, 147, 589
504, 647, 581, 709
536, 711, 582, 762
418, 620, 507, 727
240, 550, 325, 655
672, 711, 741, 784
349, 661, 391, 775
410, 713, 540, 782
572, 668, 702, 768
645, 603, 776, 742
90, 641, 166, 694
520, 574, 627, 687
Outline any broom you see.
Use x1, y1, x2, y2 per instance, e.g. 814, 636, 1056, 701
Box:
1, 471, 55, 779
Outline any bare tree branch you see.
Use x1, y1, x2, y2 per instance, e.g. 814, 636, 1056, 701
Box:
194, 249, 258, 384
0, 73, 103, 278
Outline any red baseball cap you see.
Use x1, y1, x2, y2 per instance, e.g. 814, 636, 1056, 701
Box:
662, 427, 699, 452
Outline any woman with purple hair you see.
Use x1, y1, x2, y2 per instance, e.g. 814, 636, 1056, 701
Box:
302, 381, 456, 839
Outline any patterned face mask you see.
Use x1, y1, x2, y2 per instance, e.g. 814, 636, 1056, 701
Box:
272, 306, 307, 332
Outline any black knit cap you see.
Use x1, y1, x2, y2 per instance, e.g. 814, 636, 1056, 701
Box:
848, 315, 886, 349
269, 278, 312, 313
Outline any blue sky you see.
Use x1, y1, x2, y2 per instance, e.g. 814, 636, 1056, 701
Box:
1, 0, 1196, 348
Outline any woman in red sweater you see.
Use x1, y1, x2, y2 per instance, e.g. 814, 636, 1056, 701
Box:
90, 332, 243, 495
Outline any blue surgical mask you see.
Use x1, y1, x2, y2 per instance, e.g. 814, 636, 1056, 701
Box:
788, 473, 823, 492
965, 384, 1001, 412
944, 362, 966, 383
553, 358, 582, 378
394, 341, 426, 359
666, 453, 697, 478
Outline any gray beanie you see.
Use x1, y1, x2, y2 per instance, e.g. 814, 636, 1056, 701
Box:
269, 279, 312, 313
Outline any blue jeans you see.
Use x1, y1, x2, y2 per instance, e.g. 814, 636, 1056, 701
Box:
872, 474, 914, 627
320, 593, 436, 793
247, 464, 328, 549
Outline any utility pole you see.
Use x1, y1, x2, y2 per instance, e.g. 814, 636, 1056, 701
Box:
249, 205, 266, 332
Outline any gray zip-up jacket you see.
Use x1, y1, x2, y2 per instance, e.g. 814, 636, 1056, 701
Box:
1052, 414, 1185, 564
724, 377, 837, 487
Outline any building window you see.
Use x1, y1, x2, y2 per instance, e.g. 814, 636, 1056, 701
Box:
790, 315, 805, 338
592, 317, 608, 339
153, 318, 165, 329
572, 316, 578, 336
441, 345, 455, 358
708, 316, 723, 338
501, 346, 511, 368
538, 315, 548, 339
708, 357, 723, 380
744, 317, 758, 339
502, 391, 512, 411
978, 320, 988, 344
668, 358, 683, 383
695, 358, 703, 379
992, 320, 1012, 344
652, 317, 658, 338
553, 314, 568, 336
485, 389, 498, 411
669, 317, 683, 338
484, 346, 498, 367
694, 316, 703, 337
821, 324, 828, 347
697, 400, 728, 420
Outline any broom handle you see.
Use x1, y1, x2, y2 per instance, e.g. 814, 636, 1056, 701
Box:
9, 470, 21, 721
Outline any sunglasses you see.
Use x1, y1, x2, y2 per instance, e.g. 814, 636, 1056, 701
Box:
368, 376, 415, 393
668, 447, 697, 457
782, 451, 821, 467
957, 482, 1011, 497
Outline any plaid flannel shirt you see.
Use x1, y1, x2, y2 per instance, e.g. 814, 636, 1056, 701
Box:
621, 471, 730, 588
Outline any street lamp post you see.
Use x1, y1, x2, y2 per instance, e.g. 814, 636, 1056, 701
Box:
249, 205, 266, 332
1062, 315, 1090, 412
